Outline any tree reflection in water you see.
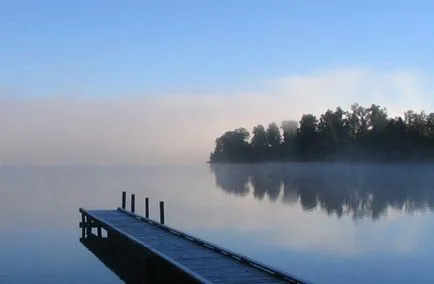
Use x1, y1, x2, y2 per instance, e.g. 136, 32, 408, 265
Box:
210, 163, 434, 220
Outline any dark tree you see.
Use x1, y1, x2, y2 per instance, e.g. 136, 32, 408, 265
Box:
317, 107, 350, 159
297, 114, 319, 160
280, 120, 298, 160
209, 103, 434, 163
209, 128, 251, 163
266, 122, 282, 160
251, 124, 268, 161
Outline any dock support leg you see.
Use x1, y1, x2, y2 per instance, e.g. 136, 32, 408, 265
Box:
145, 197, 149, 218
97, 226, 102, 239
131, 194, 135, 213
122, 191, 126, 209
81, 212, 85, 239
159, 201, 165, 225
86, 216, 91, 237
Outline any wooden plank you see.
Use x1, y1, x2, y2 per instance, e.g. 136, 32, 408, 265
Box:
137, 236, 286, 283
80, 208, 213, 284
206, 274, 282, 282
80, 208, 307, 284
185, 261, 275, 276
116, 231, 280, 282
115, 207, 307, 283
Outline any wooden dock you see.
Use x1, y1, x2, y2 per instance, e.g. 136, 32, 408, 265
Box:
79, 192, 310, 284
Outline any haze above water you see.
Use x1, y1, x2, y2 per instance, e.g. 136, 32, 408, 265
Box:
1, 163, 434, 284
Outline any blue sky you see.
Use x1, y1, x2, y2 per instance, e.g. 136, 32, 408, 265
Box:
1, 0, 433, 97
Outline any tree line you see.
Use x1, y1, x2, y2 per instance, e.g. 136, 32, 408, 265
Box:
209, 103, 434, 163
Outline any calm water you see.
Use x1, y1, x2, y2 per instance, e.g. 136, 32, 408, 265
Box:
1, 163, 434, 283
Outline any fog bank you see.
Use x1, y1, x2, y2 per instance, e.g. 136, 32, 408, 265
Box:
0, 68, 431, 165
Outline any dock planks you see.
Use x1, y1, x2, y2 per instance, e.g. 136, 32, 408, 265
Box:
80, 208, 309, 284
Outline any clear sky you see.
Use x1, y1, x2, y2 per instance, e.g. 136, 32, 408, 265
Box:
2, 0, 433, 96
1, 0, 434, 164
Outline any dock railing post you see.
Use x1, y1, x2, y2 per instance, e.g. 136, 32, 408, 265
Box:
145, 197, 149, 218
122, 191, 126, 209
86, 215, 91, 237
97, 226, 102, 239
131, 194, 135, 213
81, 212, 85, 239
159, 201, 165, 225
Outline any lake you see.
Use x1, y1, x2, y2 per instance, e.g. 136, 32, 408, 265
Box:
1, 163, 434, 283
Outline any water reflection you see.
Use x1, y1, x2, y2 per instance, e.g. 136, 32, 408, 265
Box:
80, 236, 148, 283
80, 233, 199, 283
210, 163, 434, 220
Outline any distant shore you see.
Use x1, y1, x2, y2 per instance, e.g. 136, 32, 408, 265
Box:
209, 103, 434, 164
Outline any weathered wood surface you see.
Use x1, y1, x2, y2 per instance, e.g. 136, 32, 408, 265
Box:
80, 208, 309, 284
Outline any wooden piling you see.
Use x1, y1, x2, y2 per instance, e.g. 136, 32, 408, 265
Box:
159, 201, 165, 225
86, 216, 91, 237
122, 191, 126, 209
81, 212, 85, 239
131, 194, 135, 213
145, 197, 149, 218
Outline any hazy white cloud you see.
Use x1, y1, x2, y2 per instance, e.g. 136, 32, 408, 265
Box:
0, 68, 432, 165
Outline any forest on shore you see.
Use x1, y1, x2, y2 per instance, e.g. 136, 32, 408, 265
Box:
209, 103, 434, 163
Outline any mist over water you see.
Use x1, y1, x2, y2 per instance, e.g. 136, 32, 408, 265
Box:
2, 163, 434, 283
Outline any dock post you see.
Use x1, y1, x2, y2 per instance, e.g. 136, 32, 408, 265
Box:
81, 212, 85, 239
145, 197, 149, 218
86, 216, 91, 237
159, 201, 165, 225
122, 191, 126, 209
131, 194, 135, 213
